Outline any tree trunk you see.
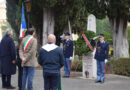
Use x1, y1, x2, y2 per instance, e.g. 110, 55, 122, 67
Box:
35, 28, 43, 50
109, 17, 129, 58
63, 24, 69, 33
42, 8, 55, 45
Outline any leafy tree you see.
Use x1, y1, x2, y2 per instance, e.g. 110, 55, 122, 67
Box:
31, 0, 88, 32
128, 26, 130, 55
85, 0, 130, 58
96, 17, 111, 34
30, 0, 88, 45
6, 0, 23, 39
6, 0, 17, 36
128, 26, 130, 39
54, 0, 88, 35
96, 17, 112, 45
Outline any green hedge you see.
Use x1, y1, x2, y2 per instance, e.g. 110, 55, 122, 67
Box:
71, 60, 82, 72
106, 58, 130, 76
71, 58, 130, 76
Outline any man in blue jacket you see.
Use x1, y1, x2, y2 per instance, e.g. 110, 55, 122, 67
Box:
63, 32, 73, 77
92, 34, 109, 83
38, 34, 64, 90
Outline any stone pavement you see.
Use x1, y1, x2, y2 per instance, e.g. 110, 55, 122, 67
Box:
0, 70, 130, 90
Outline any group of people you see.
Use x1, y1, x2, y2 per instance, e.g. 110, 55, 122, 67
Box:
0, 27, 109, 90
0, 28, 38, 90
0, 28, 74, 90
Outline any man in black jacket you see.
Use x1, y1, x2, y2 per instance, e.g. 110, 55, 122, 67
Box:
38, 34, 64, 90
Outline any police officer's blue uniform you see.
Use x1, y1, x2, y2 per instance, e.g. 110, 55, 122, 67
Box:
63, 39, 73, 77
94, 40, 109, 82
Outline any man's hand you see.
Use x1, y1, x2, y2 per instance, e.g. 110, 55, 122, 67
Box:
12, 60, 16, 64
69, 57, 73, 60
22, 58, 26, 63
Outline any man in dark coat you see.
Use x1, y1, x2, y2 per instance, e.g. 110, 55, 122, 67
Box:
0, 29, 16, 89
63, 32, 73, 77
91, 34, 109, 83
38, 34, 64, 90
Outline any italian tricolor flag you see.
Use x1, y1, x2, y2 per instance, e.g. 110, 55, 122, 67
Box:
20, 5, 27, 38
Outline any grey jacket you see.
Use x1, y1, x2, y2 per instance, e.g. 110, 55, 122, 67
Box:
19, 35, 38, 67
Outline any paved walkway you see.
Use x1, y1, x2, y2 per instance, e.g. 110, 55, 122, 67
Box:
0, 70, 130, 90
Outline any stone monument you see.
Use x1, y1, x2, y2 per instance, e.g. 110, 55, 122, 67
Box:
82, 14, 97, 79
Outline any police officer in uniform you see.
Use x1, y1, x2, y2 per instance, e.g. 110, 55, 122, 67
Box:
63, 32, 73, 77
91, 34, 109, 83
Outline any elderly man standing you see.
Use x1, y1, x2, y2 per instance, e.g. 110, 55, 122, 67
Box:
0, 29, 16, 89
38, 34, 64, 90
19, 28, 38, 90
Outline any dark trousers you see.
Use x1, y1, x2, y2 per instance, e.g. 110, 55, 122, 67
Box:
18, 65, 23, 89
43, 72, 60, 90
2, 75, 11, 87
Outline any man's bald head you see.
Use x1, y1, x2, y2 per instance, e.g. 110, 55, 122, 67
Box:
47, 34, 56, 43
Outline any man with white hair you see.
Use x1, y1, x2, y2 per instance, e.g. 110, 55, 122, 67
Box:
0, 28, 16, 89
38, 34, 64, 90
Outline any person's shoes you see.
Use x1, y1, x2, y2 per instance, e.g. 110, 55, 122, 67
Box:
19, 87, 22, 90
95, 80, 101, 83
6, 85, 16, 89
2, 86, 7, 88
100, 81, 104, 84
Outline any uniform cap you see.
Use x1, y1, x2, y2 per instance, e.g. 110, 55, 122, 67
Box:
64, 32, 70, 36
